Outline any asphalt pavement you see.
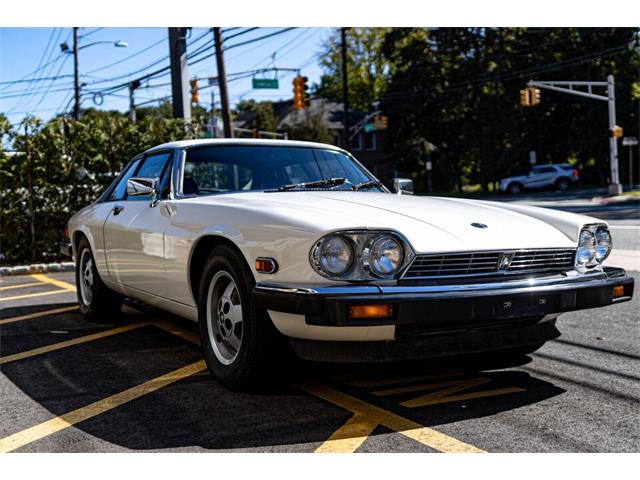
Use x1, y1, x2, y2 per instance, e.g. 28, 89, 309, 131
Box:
0, 190, 638, 453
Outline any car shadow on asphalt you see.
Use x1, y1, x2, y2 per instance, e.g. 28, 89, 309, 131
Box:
2, 301, 567, 452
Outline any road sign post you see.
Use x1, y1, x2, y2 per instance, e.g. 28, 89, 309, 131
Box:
622, 137, 638, 190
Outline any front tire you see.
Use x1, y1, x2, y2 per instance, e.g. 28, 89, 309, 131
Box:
507, 182, 523, 195
197, 244, 285, 390
75, 236, 123, 322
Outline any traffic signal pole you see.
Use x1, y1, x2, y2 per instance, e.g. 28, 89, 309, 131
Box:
527, 77, 622, 195
73, 27, 80, 120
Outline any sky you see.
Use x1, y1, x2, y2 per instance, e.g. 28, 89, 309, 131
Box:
0, 27, 332, 126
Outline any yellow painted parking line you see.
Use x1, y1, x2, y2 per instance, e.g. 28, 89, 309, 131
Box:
298, 382, 484, 453
346, 371, 462, 388
30, 274, 76, 292
153, 320, 201, 346
1, 289, 73, 302
0, 322, 149, 365
315, 413, 379, 453
0, 360, 207, 453
0, 282, 46, 292
0, 305, 79, 326
399, 377, 525, 408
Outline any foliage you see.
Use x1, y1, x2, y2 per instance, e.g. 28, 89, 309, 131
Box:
235, 99, 279, 133
315, 28, 393, 111
281, 105, 334, 144
0, 114, 197, 265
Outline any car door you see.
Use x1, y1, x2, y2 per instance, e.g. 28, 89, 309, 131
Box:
103, 150, 174, 298
525, 166, 556, 188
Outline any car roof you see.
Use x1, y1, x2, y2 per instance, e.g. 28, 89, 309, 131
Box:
145, 138, 346, 155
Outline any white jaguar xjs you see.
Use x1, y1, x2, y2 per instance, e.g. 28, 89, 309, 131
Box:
62, 139, 634, 389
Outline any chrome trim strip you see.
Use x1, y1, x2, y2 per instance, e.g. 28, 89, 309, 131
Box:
402, 248, 576, 280
255, 269, 606, 296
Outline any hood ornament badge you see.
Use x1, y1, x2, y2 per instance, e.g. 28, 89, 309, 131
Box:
471, 223, 488, 229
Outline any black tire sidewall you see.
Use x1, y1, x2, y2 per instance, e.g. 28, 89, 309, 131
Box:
76, 237, 98, 316
197, 245, 274, 389
556, 179, 569, 190
509, 183, 522, 195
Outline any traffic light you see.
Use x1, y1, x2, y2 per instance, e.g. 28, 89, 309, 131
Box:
610, 126, 624, 138
520, 89, 530, 107
373, 115, 388, 130
530, 88, 541, 106
190, 79, 199, 103
293, 75, 309, 111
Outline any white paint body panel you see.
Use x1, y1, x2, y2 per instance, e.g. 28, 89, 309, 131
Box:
66, 139, 607, 341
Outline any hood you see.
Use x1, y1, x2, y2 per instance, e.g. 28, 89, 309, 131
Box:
501, 174, 528, 183
187, 191, 578, 253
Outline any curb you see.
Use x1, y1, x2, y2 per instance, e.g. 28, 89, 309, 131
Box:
0, 262, 75, 277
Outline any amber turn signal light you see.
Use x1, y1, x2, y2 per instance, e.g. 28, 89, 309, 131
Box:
255, 257, 278, 274
613, 285, 625, 298
348, 304, 394, 319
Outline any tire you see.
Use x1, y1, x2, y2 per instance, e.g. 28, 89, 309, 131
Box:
197, 244, 286, 391
507, 182, 522, 195
75, 236, 124, 322
555, 178, 570, 191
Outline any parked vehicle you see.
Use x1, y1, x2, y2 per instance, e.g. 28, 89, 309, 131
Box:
62, 140, 633, 389
499, 164, 580, 195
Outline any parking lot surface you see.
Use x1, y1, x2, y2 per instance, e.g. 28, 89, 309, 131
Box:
1, 269, 638, 453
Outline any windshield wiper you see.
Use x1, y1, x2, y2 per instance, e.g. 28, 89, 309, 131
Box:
351, 180, 384, 191
276, 177, 348, 192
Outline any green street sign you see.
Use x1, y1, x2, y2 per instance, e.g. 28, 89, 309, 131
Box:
252, 78, 279, 89
364, 123, 375, 133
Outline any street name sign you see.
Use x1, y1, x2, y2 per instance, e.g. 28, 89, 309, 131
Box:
252, 78, 279, 89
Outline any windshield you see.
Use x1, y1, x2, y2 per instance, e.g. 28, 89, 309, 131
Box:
182, 145, 383, 195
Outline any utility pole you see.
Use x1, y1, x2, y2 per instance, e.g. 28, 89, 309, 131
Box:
73, 27, 80, 121
213, 27, 233, 138
606, 75, 621, 194
341, 27, 349, 151
128, 80, 140, 122
168, 27, 191, 122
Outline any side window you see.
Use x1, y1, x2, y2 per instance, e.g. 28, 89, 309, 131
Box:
107, 157, 142, 201
128, 152, 173, 202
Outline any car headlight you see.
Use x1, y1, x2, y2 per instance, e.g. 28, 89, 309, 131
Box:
594, 226, 612, 262
312, 234, 354, 276
576, 228, 596, 265
310, 230, 414, 280
368, 236, 404, 277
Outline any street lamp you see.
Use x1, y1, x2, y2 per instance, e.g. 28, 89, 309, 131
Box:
60, 28, 128, 120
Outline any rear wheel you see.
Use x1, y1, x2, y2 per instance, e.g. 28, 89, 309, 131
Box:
555, 178, 570, 191
198, 244, 286, 390
75, 236, 123, 322
507, 182, 523, 195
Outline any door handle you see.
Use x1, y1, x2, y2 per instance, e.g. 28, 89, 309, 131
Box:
112, 204, 125, 215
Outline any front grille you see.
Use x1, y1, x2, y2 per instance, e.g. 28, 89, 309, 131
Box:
402, 249, 576, 279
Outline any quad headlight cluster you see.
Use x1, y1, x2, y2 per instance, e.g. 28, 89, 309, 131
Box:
576, 224, 612, 268
310, 230, 414, 280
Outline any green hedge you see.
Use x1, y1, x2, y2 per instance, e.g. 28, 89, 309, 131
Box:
0, 113, 198, 266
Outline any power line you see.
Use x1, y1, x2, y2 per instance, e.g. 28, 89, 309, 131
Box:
79, 27, 104, 39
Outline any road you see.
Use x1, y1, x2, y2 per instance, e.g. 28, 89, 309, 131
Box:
0, 193, 638, 453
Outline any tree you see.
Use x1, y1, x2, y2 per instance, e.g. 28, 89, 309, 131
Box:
235, 99, 278, 133
315, 28, 394, 112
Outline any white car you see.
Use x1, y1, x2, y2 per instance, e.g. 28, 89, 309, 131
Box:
62, 139, 634, 389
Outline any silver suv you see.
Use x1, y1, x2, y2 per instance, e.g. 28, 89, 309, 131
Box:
499, 164, 580, 195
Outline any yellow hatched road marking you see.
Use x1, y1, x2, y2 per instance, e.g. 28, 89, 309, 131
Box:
0, 282, 46, 292
400, 377, 526, 408
0, 305, 79, 326
1, 289, 73, 302
30, 274, 76, 292
373, 378, 489, 397
0, 322, 148, 365
346, 371, 463, 388
315, 413, 379, 453
298, 382, 484, 453
0, 360, 207, 453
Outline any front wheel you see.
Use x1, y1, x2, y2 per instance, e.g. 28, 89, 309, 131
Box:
507, 182, 523, 195
198, 245, 286, 390
76, 236, 123, 322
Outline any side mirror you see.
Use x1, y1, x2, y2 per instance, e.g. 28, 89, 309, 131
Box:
127, 177, 159, 206
393, 178, 414, 195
